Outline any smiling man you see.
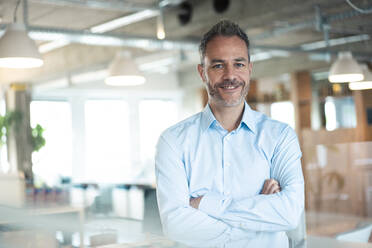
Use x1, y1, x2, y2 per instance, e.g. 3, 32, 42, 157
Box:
155, 20, 304, 248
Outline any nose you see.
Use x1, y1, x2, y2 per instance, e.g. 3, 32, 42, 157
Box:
223, 64, 236, 81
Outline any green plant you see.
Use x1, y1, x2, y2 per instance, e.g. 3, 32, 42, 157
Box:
0, 111, 23, 146
31, 124, 46, 152
0, 111, 46, 153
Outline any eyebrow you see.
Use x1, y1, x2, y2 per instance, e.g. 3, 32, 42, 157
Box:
210, 57, 248, 64
234, 57, 248, 62
211, 59, 225, 64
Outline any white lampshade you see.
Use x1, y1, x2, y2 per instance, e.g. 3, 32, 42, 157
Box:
328, 52, 363, 83
349, 64, 372, 90
105, 52, 145, 86
0, 24, 43, 68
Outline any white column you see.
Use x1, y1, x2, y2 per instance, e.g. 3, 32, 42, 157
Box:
128, 96, 141, 178
70, 96, 86, 182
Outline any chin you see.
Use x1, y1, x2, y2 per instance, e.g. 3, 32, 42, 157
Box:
218, 97, 244, 107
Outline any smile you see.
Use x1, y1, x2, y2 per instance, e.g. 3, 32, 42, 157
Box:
222, 85, 238, 89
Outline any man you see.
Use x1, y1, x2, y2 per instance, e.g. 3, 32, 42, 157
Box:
155, 20, 304, 247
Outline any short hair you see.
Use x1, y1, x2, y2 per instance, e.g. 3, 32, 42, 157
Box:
199, 19, 250, 65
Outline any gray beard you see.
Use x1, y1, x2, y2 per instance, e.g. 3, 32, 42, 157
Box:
206, 79, 249, 107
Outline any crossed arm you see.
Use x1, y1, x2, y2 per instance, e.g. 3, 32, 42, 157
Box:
155, 128, 304, 247
190, 179, 280, 209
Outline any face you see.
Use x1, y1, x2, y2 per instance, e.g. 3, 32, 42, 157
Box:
198, 35, 252, 108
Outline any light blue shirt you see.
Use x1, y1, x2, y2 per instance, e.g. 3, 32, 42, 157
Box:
155, 102, 304, 248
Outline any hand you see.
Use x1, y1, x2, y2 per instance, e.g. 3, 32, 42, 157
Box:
260, 179, 281, 194
190, 196, 203, 209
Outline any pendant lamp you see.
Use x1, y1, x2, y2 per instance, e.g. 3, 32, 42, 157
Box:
105, 52, 146, 86
328, 52, 363, 83
0, 24, 43, 68
349, 64, 372, 90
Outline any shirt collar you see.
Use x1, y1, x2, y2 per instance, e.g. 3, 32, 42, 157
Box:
240, 101, 256, 134
201, 101, 256, 133
201, 104, 217, 132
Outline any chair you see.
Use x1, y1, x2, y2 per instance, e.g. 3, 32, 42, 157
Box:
335, 223, 372, 243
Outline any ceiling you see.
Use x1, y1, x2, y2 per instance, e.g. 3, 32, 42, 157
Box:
0, 0, 371, 88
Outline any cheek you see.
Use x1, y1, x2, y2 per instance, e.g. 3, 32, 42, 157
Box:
206, 71, 222, 83
239, 72, 251, 82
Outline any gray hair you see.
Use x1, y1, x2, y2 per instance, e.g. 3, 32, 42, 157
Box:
199, 20, 250, 65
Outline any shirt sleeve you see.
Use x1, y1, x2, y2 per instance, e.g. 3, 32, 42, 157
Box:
155, 133, 251, 247
198, 126, 305, 232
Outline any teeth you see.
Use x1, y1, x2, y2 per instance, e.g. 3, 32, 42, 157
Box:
223, 86, 236, 89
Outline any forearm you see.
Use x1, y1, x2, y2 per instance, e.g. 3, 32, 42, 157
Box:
199, 184, 304, 232
198, 154, 304, 232
159, 202, 248, 247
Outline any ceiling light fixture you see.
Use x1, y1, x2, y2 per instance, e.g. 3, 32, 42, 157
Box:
156, 10, 165, 40
90, 9, 159, 34
105, 52, 145, 86
349, 64, 372, 90
328, 51, 363, 83
0, 23, 43, 68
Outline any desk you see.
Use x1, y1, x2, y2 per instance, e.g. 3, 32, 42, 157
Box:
93, 234, 372, 248
307, 236, 372, 248
0, 205, 84, 248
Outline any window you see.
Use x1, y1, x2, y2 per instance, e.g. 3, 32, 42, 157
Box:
270, 101, 295, 129
139, 100, 178, 181
84, 100, 131, 183
324, 96, 356, 131
30, 101, 72, 186
0, 99, 9, 173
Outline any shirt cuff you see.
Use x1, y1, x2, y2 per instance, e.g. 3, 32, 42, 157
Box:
199, 191, 232, 217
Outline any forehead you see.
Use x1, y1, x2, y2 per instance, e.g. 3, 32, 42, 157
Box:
205, 35, 248, 61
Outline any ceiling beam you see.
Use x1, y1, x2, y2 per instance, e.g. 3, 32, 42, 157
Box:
29, 0, 158, 12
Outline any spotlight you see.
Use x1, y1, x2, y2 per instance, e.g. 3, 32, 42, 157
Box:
178, 2, 193, 26
213, 0, 230, 13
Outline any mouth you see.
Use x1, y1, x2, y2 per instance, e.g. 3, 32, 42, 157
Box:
217, 81, 244, 93
220, 85, 240, 90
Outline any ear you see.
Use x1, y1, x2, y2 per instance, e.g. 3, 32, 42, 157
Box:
248, 62, 253, 75
197, 64, 207, 83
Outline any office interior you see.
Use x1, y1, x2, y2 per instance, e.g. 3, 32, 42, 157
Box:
0, 0, 372, 247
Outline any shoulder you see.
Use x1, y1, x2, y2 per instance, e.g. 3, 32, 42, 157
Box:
160, 112, 203, 145
254, 110, 293, 136
251, 110, 298, 151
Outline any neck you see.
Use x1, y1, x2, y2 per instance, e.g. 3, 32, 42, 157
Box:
209, 101, 245, 132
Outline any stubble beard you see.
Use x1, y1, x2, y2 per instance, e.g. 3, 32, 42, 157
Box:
206, 79, 249, 107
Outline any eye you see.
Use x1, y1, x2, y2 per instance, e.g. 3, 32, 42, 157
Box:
235, 63, 245, 68
212, 64, 223, 69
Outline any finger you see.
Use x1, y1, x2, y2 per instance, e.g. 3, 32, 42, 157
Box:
271, 184, 281, 194
273, 187, 281, 194
261, 180, 270, 194
261, 179, 275, 194
267, 181, 279, 194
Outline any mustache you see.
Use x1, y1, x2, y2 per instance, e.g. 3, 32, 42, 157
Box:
215, 79, 244, 88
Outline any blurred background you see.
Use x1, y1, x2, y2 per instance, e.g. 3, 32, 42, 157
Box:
0, 0, 372, 247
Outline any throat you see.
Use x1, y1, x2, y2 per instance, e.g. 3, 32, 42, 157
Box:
210, 102, 245, 132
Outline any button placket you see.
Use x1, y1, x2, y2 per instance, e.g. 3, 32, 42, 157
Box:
223, 134, 231, 196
